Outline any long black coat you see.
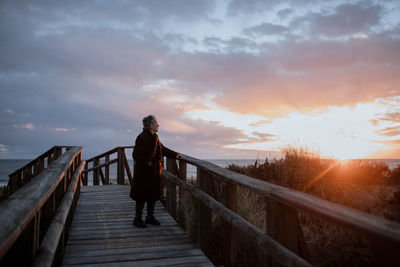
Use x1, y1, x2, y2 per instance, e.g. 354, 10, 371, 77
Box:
130, 129, 177, 202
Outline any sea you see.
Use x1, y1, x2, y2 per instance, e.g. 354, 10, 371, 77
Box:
1, 158, 399, 187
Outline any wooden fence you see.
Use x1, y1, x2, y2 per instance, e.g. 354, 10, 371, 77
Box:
5, 146, 73, 198
5, 145, 397, 266
161, 154, 400, 267
83, 146, 134, 186
0, 146, 84, 266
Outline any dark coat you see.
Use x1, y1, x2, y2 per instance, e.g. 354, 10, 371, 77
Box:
130, 129, 177, 202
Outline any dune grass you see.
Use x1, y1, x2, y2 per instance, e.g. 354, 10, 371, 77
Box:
180, 146, 400, 266
225, 146, 400, 266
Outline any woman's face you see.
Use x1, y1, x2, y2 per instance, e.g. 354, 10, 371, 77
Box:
150, 119, 159, 132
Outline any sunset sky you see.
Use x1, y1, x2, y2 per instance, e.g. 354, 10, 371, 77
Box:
1, 0, 399, 159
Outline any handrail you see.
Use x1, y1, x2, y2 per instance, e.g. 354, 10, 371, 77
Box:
83, 146, 134, 186
161, 153, 400, 266
0, 146, 83, 266
85, 146, 134, 163
5, 146, 74, 198
32, 161, 85, 267
162, 169, 311, 267
179, 154, 400, 246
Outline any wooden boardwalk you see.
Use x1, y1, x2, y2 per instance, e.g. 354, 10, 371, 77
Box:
62, 185, 213, 267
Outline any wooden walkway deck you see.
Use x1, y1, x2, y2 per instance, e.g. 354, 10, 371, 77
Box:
62, 185, 214, 267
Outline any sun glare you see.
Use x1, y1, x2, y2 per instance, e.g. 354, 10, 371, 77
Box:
186, 101, 392, 159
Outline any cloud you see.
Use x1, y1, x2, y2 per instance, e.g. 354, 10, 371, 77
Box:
277, 8, 293, 19
250, 120, 273, 127
4, 109, 14, 114
0, 144, 8, 153
202, 33, 400, 116
203, 36, 257, 53
243, 22, 288, 36
227, 0, 282, 16
378, 126, 400, 137
13, 123, 35, 130
292, 2, 383, 37
377, 112, 400, 123
1, 0, 400, 159
52, 127, 76, 132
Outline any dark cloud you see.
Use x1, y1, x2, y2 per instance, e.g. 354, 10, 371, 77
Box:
227, 0, 282, 16
243, 22, 288, 36
1, 0, 400, 158
277, 8, 293, 19
165, 29, 400, 116
292, 2, 383, 37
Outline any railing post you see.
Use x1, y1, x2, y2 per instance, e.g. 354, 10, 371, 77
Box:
105, 154, 110, 184
265, 199, 310, 265
83, 163, 88, 186
178, 161, 187, 228
224, 181, 238, 266
166, 158, 178, 220
38, 157, 44, 173
40, 192, 56, 241
196, 168, 213, 254
123, 153, 133, 185
55, 147, 62, 160
93, 158, 99, 185
117, 148, 125, 185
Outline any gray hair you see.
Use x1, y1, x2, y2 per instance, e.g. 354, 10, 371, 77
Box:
142, 115, 157, 129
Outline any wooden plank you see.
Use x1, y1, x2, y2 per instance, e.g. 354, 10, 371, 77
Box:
63, 248, 204, 265
62, 255, 212, 267
93, 158, 100, 185
64, 236, 192, 252
166, 158, 178, 219
62, 185, 213, 267
105, 155, 110, 184
32, 161, 86, 267
63, 244, 196, 258
83, 163, 88, 186
178, 161, 187, 228
117, 148, 125, 185
223, 181, 237, 266
196, 168, 212, 254
7, 146, 56, 177
163, 170, 310, 267
68, 225, 181, 237
98, 167, 106, 185
123, 153, 132, 185
84, 159, 118, 174
0, 147, 83, 259
67, 226, 186, 241
85, 146, 134, 163
179, 155, 400, 247
266, 199, 310, 266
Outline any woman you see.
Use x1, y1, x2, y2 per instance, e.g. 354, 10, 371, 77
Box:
130, 115, 180, 228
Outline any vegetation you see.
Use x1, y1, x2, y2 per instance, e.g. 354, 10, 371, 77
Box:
181, 146, 400, 266
225, 146, 400, 266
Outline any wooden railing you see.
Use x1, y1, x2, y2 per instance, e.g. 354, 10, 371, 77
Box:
161, 154, 400, 267
5, 146, 73, 198
83, 146, 134, 186
0, 146, 84, 267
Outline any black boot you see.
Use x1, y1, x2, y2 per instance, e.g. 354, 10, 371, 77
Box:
145, 215, 160, 225
145, 201, 161, 225
133, 201, 147, 228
